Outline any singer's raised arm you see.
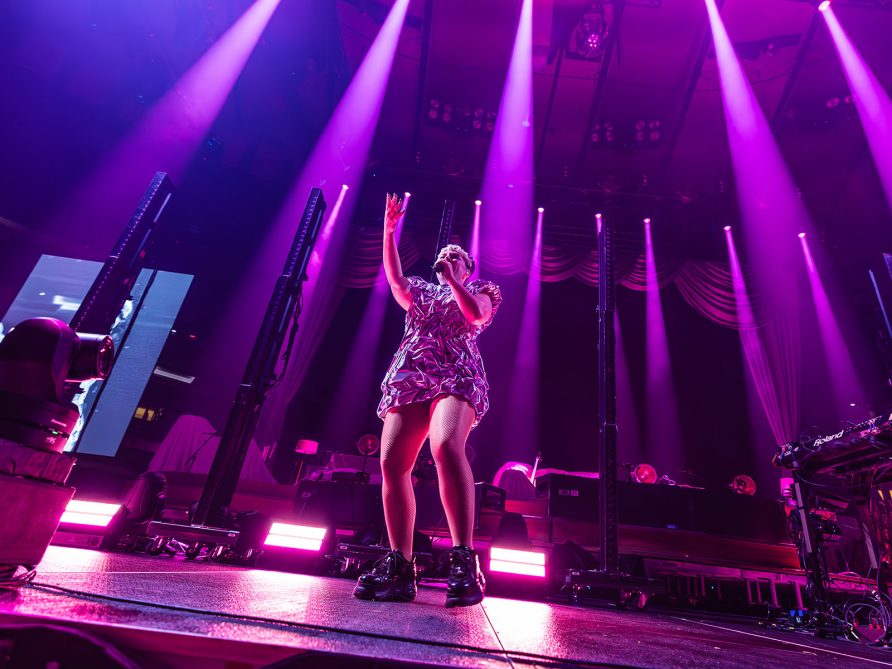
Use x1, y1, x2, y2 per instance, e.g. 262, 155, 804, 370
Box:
383, 193, 411, 310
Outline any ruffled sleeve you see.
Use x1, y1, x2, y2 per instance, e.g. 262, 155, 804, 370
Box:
471, 279, 502, 327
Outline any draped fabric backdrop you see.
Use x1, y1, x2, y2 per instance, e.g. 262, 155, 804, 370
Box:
340, 226, 778, 331
257, 224, 801, 456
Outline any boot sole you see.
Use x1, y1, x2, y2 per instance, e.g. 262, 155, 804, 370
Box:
445, 588, 484, 608
353, 584, 416, 602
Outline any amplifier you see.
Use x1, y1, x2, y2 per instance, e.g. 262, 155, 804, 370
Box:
536, 474, 598, 522
294, 481, 383, 527
415, 482, 505, 531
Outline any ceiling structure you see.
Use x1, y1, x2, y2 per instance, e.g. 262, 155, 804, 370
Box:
1, 0, 891, 297
338, 0, 892, 252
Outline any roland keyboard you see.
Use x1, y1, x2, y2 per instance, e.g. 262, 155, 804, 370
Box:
773, 411, 892, 476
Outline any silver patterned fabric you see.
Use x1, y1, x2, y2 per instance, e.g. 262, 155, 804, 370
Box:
377, 276, 503, 428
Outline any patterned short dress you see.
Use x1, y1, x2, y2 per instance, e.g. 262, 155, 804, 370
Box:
377, 276, 503, 428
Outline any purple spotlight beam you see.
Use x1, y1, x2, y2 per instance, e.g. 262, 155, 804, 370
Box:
215, 0, 411, 450
505, 207, 544, 461
725, 228, 789, 445
643, 219, 682, 470
323, 195, 411, 449
799, 234, 866, 414
48, 0, 282, 256
480, 0, 534, 272
822, 5, 892, 215
705, 0, 811, 445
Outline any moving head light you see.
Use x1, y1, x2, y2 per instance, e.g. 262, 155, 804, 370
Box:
0, 317, 113, 452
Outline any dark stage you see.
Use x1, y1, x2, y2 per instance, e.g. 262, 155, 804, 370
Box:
0, 546, 887, 669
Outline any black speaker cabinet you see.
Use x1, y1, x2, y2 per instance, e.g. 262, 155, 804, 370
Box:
294, 481, 383, 527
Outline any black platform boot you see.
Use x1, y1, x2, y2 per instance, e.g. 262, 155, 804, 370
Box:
353, 550, 417, 602
445, 545, 485, 607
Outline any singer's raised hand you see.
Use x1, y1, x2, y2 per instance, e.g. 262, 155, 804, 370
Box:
384, 193, 406, 234
383, 192, 411, 310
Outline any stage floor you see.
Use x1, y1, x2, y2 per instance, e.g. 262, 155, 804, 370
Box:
0, 547, 890, 669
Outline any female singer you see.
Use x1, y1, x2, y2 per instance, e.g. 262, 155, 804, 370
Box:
354, 193, 502, 607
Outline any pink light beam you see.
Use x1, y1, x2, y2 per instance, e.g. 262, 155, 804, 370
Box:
479, 0, 534, 272
505, 207, 544, 461
48, 0, 282, 256
724, 227, 790, 446
222, 0, 410, 449
705, 0, 811, 444
322, 193, 411, 449
821, 5, 892, 215
644, 218, 682, 470
799, 234, 866, 413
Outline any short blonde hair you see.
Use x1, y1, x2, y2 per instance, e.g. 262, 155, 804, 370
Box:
439, 244, 475, 275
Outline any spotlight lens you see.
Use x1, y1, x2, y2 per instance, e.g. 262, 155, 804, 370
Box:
404, 192, 411, 197
723, 225, 731, 231
818, 1, 830, 12
474, 200, 482, 206
798, 232, 806, 238
643, 218, 651, 224
537, 207, 544, 213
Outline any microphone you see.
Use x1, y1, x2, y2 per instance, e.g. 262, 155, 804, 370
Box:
433, 261, 446, 273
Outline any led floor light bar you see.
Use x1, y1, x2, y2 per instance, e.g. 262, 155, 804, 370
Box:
264, 523, 327, 552
489, 547, 546, 578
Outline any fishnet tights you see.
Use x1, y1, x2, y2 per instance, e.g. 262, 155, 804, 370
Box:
379, 396, 476, 559
429, 396, 476, 548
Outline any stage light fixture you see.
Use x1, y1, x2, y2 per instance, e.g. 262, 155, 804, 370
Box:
572, 3, 610, 60
264, 522, 327, 551
0, 318, 113, 452
52, 500, 122, 549
798, 232, 806, 238
724, 225, 732, 231
729, 474, 757, 496
489, 547, 546, 577
819, 1, 831, 12
538, 207, 544, 213
59, 500, 121, 527
632, 463, 658, 484
474, 199, 482, 206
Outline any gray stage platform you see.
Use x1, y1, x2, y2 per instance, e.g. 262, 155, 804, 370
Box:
0, 546, 890, 668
